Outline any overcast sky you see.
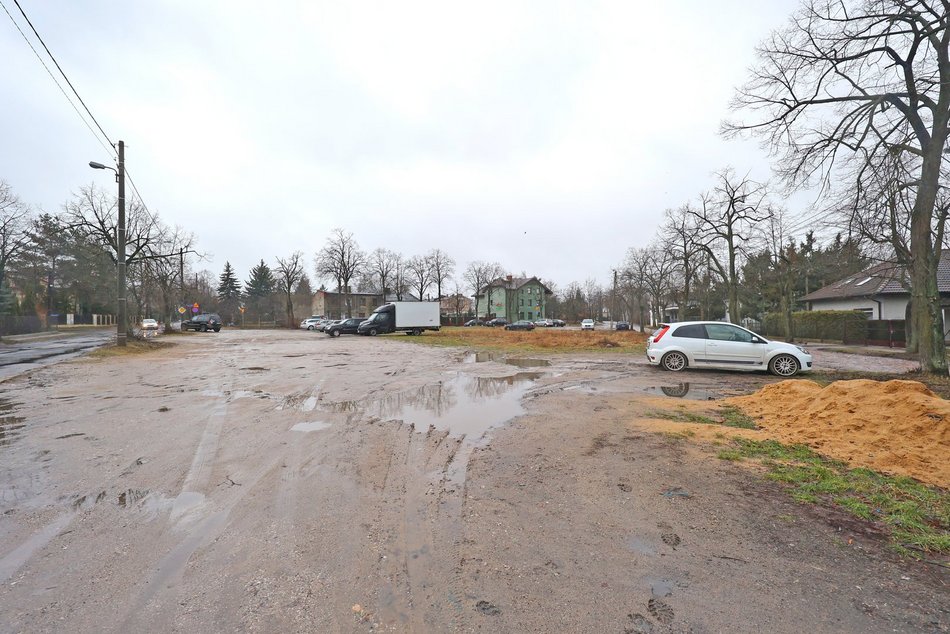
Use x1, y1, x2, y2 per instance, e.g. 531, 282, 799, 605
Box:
1, 0, 808, 294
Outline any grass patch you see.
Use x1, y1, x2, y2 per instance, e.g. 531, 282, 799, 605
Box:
647, 406, 759, 430
717, 437, 949, 555
401, 326, 648, 354
87, 338, 172, 358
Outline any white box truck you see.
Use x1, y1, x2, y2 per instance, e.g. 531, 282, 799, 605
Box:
358, 302, 441, 336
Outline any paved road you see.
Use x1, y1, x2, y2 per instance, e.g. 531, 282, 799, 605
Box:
0, 329, 114, 381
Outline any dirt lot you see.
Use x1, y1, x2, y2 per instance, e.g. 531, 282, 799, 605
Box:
0, 330, 946, 632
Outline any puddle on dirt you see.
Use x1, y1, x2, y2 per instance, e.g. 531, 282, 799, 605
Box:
341, 372, 540, 441
647, 577, 674, 597
291, 421, 331, 432
642, 383, 718, 400
0, 399, 26, 448
625, 536, 657, 556
466, 352, 550, 368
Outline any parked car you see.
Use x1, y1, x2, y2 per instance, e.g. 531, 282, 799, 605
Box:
300, 317, 322, 330
486, 318, 509, 327
581, 319, 595, 330
505, 320, 536, 331
464, 319, 486, 327
615, 321, 631, 331
141, 318, 158, 331
534, 319, 554, 327
645, 321, 813, 377
552, 319, 566, 327
182, 313, 222, 332
324, 318, 365, 337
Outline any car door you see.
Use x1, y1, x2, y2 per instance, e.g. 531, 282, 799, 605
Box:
703, 324, 765, 366
668, 324, 709, 362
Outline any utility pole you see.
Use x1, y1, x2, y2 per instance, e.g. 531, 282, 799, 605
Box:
116, 140, 127, 347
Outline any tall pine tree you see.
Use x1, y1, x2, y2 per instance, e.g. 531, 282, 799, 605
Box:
244, 260, 275, 323
216, 262, 242, 324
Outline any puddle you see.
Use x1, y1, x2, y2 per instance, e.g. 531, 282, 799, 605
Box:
0, 399, 25, 448
291, 421, 331, 432
647, 577, 674, 597
466, 352, 550, 368
347, 372, 539, 440
625, 536, 657, 556
642, 383, 718, 400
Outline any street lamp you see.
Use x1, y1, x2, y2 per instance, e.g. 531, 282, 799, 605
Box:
89, 140, 127, 347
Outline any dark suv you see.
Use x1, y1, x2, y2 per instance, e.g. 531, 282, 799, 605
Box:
183, 313, 222, 332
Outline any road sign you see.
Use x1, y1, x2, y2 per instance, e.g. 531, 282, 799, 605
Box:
239, 306, 246, 314
192, 306, 199, 313
178, 307, 186, 314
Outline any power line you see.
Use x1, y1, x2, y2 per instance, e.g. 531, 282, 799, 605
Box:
0, 0, 113, 156
12, 0, 114, 149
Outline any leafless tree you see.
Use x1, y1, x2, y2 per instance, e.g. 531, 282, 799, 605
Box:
724, 0, 950, 372
660, 204, 704, 319
464, 260, 502, 318
407, 254, 434, 301
0, 181, 33, 303
276, 251, 305, 327
687, 169, 772, 322
368, 248, 399, 295
64, 183, 159, 267
315, 229, 366, 316
428, 248, 455, 301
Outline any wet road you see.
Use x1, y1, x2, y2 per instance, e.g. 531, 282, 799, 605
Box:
0, 329, 114, 381
0, 331, 944, 632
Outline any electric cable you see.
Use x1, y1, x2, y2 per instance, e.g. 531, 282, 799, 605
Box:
0, 0, 113, 156
12, 0, 114, 149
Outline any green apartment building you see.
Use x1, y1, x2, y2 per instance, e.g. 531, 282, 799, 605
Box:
474, 276, 553, 322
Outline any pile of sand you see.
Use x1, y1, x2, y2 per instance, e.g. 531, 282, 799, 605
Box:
726, 379, 950, 488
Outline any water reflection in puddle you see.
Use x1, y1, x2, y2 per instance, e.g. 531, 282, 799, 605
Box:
0, 399, 25, 448
291, 421, 331, 432
466, 352, 550, 368
643, 384, 717, 400
334, 372, 541, 441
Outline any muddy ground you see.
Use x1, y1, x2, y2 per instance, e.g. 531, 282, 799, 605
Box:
0, 331, 946, 633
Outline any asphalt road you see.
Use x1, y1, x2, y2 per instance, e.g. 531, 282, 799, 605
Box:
0, 329, 115, 382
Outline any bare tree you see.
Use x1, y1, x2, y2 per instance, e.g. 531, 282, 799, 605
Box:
0, 181, 33, 310
275, 251, 305, 327
660, 204, 704, 320
407, 254, 434, 301
315, 229, 366, 316
428, 248, 455, 301
368, 248, 399, 296
464, 260, 501, 318
687, 169, 771, 322
724, 0, 950, 372
64, 184, 160, 267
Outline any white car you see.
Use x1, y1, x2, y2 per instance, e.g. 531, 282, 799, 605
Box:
300, 317, 322, 330
581, 319, 595, 330
141, 318, 158, 331
645, 321, 812, 377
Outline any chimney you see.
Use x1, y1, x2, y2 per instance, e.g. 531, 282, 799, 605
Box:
506, 275, 513, 282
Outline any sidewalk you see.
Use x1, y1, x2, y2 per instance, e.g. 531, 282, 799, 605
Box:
0, 325, 113, 344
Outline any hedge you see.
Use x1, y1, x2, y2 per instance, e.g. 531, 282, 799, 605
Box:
762, 310, 868, 341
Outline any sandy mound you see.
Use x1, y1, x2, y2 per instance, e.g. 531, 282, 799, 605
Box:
726, 380, 950, 488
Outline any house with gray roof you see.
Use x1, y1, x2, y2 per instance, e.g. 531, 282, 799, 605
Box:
801, 252, 950, 337
474, 275, 553, 322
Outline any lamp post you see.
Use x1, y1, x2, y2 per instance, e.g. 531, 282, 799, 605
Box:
89, 139, 127, 347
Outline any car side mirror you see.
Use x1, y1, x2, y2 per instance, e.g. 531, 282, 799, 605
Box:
751, 336, 763, 344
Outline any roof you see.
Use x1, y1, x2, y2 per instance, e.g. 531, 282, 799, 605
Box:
476, 276, 553, 296
801, 252, 950, 302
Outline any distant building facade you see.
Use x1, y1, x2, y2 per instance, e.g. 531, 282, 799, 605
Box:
313, 290, 384, 319
474, 275, 553, 322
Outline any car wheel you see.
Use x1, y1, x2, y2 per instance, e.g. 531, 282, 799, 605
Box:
213, 327, 221, 332
368, 328, 378, 336
769, 354, 800, 377
200, 324, 208, 332
660, 351, 687, 372
330, 329, 341, 337
307, 325, 314, 330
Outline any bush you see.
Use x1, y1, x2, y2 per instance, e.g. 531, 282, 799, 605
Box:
763, 310, 868, 341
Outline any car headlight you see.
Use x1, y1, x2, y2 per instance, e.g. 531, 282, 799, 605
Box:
796, 346, 809, 355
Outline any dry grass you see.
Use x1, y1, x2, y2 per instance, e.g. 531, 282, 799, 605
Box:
87, 338, 173, 358
407, 326, 648, 353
